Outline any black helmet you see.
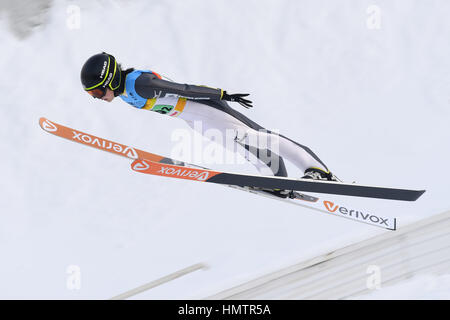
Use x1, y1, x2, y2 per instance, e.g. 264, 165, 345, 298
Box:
80, 52, 121, 98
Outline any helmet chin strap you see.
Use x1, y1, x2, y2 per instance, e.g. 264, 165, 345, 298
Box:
113, 68, 133, 97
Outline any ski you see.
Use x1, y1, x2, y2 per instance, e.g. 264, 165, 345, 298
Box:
233, 185, 396, 230
130, 159, 425, 202
39, 117, 184, 165
39, 117, 317, 202
39, 117, 399, 229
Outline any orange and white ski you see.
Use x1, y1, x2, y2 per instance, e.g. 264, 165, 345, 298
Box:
39, 117, 409, 230
39, 117, 182, 165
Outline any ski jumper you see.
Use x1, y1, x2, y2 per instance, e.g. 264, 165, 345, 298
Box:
119, 69, 329, 177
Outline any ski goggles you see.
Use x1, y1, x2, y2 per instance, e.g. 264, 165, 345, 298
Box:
87, 87, 106, 99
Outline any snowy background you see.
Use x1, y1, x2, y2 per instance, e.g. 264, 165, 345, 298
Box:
0, 0, 449, 299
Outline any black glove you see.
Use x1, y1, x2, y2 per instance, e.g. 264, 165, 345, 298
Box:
221, 91, 253, 109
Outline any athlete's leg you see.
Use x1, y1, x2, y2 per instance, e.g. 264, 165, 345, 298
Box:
249, 129, 329, 174
179, 100, 329, 177
179, 101, 286, 176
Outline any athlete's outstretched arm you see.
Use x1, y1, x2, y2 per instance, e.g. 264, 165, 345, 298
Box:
134, 73, 253, 108
134, 72, 222, 100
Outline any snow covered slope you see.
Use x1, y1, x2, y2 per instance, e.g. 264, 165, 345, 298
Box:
0, 0, 449, 299
207, 210, 450, 299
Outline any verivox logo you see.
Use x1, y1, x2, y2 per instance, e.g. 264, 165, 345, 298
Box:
323, 201, 338, 212
132, 160, 150, 171
158, 167, 210, 181
42, 120, 58, 132
322, 200, 391, 227
72, 131, 138, 159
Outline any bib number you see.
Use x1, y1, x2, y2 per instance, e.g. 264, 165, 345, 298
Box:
152, 104, 174, 114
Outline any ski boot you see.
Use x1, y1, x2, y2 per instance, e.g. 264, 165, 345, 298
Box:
263, 188, 291, 199
301, 167, 340, 182
261, 188, 318, 202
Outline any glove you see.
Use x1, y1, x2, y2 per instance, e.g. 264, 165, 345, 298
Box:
221, 91, 253, 109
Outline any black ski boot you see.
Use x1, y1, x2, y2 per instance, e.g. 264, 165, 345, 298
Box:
262, 188, 291, 199
302, 167, 340, 182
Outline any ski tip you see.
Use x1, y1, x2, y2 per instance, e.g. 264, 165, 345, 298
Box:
131, 159, 150, 172
39, 117, 58, 133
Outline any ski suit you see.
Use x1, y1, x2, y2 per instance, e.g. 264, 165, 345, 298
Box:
119, 69, 329, 177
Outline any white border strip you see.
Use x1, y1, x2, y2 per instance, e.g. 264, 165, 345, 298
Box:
110, 263, 207, 300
